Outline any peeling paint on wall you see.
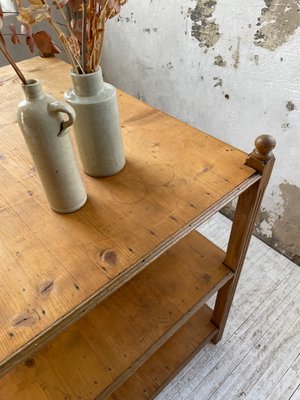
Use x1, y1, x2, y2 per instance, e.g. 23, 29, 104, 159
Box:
214, 55, 226, 67
286, 101, 296, 111
189, 0, 220, 48
117, 13, 136, 24
253, 55, 259, 65
254, 0, 300, 51
282, 122, 290, 130
256, 183, 300, 265
271, 183, 300, 264
223, 182, 300, 266
213, 77, 223, 87
143, 27, 158, 33
232, 38, 240, 69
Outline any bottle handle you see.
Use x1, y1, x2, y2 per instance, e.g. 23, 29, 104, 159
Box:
48, 101, 76, 137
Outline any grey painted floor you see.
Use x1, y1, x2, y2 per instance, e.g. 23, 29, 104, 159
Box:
155, 213, 300, 400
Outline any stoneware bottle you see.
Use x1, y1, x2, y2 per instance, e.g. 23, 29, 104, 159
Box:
17, 79, 87, 213
64, 68, 126, 177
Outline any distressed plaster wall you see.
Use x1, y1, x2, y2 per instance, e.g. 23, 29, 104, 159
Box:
102, 0, 300, 264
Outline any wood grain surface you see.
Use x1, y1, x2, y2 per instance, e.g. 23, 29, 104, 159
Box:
109, 305, 217, 400
0, 57, 256, 375
0, 232, 228, 399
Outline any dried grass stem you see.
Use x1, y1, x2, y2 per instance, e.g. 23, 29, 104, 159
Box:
0, 43, 27, 84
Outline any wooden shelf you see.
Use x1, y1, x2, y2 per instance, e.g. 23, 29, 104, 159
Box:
109, 305, 216, 400
0, 231, 231, 400
0, 58, 259, 377
0, 58, 275, 400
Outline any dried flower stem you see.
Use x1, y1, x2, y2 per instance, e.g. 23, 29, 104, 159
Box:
0, 42, 27, 84
81, 0, 87, 71
47, 17, 76, 69
1, 33, 27, 36
43, 6, 84, 73
52, 1, 85, 73
97, 2, 119, 66
89, 0, 95, 44
96, 25, 105, 68
55, 4, 75, 40
107, 2, 119, 19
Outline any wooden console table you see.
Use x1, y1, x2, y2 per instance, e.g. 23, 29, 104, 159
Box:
0, 58, 275, 399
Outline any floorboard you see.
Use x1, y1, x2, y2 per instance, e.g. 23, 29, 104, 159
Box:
266, 354, 300, 400
155, 213, 300, 400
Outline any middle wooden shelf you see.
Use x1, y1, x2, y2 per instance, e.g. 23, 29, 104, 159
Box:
1, 230, 233, 400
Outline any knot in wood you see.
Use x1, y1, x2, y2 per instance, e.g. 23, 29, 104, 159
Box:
39, 280, 54, 298
100, 249, 118, 266
24, 358, 35, 368
11, 312, 36, 328
253, 134, 276, 161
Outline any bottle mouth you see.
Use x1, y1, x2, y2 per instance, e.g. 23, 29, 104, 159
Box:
22, 79, 43, 99
22, 78, 39, 87
70, 67, 101, 78
70, 68, 104, 96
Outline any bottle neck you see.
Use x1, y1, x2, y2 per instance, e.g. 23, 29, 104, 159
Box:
71, 68, 104, 96
22, 79, 43, 100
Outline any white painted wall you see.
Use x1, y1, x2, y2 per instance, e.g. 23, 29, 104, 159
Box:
102, 0, 300, 262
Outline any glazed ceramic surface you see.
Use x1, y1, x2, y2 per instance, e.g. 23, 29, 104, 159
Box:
17, 79, 87, 213
65, 69, 125, 177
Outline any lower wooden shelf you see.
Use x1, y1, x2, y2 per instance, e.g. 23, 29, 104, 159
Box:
109, 305, 217, 400
0, 231, 231, 400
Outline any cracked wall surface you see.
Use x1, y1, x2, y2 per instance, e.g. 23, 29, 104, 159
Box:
101, 0, 300, 264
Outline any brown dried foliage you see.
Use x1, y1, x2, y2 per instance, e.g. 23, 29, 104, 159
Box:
17, 0, 127, 73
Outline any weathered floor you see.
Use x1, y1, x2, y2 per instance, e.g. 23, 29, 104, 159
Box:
155, 213, 300, 400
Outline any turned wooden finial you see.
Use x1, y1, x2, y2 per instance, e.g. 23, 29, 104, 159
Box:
252, 134, 276, 161
246, 134, 276, 173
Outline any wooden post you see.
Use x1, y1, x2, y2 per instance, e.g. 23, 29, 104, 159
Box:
211, 134, 276, 344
